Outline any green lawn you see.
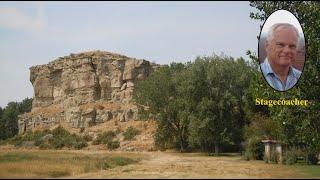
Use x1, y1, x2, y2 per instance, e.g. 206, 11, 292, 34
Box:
289, 161, 320, 178
290, 166, 320, 178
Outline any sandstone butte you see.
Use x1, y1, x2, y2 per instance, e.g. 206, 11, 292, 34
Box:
18, 50, 160, 134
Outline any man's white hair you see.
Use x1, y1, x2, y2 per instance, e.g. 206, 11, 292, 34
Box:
267, 23, 300, 43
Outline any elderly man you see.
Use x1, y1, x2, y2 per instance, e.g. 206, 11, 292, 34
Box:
260, 23, 302, 91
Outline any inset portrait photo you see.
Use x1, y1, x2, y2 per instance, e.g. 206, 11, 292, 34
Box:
258, 10, 306, 92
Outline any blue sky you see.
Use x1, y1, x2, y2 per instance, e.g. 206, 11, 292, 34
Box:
0, 1, 261, 107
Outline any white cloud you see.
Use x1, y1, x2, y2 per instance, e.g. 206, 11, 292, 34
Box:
0, 3, 46, 33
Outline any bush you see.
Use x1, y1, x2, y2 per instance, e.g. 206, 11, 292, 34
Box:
13, 139, 24, 147
52, 138, 65, 149
111, 157, 135, 166
243, 150, 254, 161
52, 126, 70, 137
83, 134, 93, 142
95, 157, 136, 170
6, 126, 88, 150
283, 149, 297, 165
92, 139, 100, 145
39, 143, 50, 149
243, 136, 264, 160
123, 127, 140, 141
306, 152, 318, 165
92, 131, 116, 145
107, 140, 120, 150
79, 127, 85, 133
73, 141, 87, 150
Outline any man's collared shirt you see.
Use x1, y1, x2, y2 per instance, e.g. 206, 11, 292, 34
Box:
260, 58, 301, 91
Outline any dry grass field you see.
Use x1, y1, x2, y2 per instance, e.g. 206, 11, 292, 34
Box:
0, 147, 145, 178
0, 147, 319, 179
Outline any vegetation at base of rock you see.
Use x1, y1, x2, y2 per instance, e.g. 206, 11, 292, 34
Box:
123, 126, 140, 141
82, 133, 93, 142
92, 130, 120, 150
107, 140, 120, 150
92, 131, 116, 145
1, 126, 87, 150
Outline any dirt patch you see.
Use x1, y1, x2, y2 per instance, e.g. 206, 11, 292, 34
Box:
79, 102, 137, 111
26, 105, 63, 117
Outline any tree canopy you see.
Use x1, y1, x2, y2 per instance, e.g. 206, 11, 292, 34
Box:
133, 55, 254, 152
0, 98, 33, 140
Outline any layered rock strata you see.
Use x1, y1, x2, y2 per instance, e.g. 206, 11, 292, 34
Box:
18, 51, 159, 134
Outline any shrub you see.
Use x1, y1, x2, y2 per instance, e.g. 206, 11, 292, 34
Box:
123, 126, 140, 141
270, 150, 278, 164
306, 152, 318, 165
52, 126, 70, 137
52, 138, 65, 149
73, 141, 87, 150
83, 133, 93, 142
47, 128, 88, 149
111, 157, 135, 166
3, 126, 88, 150
13, 139, 24, 147
92, 139, 100, 145
92, 131, 116, 145
107, 140, 120, 150
39, 143, 50, 149
283, 148, 297, 165
34, 138, 44, 146
243, 150, 254, 161
243, 136, 264, 160
80, 127, 85, 133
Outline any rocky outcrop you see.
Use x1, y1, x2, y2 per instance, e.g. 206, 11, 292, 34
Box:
18, 51, 159, 134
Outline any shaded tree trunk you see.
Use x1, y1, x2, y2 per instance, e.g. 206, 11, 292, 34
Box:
214, 141, 220, 154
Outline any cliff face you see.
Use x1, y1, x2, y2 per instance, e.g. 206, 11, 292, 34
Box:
18, 51, 159, 134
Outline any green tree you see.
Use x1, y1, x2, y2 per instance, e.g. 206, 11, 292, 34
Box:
18, 98, 33, 113
188, 56, 253, 153
1, 102, 20, 139
0, 106, 3, 118
0, 98, 33, 140
134, 55, 253, 153
0, 106, 5, 139
133, 63, 191, 151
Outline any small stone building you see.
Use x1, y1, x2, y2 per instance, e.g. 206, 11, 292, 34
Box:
261, 139, 283, 164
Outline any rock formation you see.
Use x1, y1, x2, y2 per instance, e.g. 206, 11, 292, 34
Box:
18, 51, 159, 134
